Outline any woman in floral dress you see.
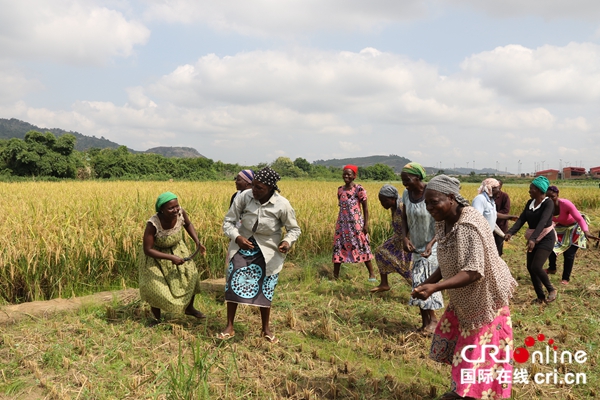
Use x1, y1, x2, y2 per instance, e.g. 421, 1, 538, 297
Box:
332, 164, 375, 281
413, 175, 517, 400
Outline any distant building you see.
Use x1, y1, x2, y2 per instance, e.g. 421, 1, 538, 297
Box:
534, 169, 559, 180
590, 166, 600, 179
563, 167, 587, 179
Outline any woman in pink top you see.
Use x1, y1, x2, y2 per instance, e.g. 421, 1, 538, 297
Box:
545, 186, 594, 284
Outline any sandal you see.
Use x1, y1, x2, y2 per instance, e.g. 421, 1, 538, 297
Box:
216, 332, 235, 340
531, 298, 545, 305
369, 286, 390, 293
262, 333, 279, 343
546, 290, 558, 303
185, 309, 207, 319
561, 280, 569, 285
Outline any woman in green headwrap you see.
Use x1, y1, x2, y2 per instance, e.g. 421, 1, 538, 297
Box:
505, 176, 557, 304
139, 192, 207, 326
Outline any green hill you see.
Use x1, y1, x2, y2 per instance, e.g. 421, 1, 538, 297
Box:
313, 154, 411, 173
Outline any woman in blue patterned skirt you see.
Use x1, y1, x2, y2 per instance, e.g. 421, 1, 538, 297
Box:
218, 167, 301, 343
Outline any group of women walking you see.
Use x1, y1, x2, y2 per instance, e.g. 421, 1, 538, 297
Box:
137, 161, 594, 400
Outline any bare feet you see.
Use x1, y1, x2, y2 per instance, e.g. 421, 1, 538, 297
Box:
185, 307, 207, 319
370, 285, 390, 293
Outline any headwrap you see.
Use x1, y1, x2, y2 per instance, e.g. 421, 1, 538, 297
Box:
379, 184, 399, 198
237, 169, 254, 184
401, 162, 426, 180
477, 178, 500, 196
155, 191, 177, 212
343, 164, 358, 176
255, 166, 281, 192
425, 175, 470, 207
547, 185, 559, 194
532, 176, 550, 193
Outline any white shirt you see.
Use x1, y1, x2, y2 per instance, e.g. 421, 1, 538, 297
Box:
223, 189, 301, 276
471, 192, 497, 232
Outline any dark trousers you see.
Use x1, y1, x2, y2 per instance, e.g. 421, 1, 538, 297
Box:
548, 245, 579, 282
527, 247, 554, 300
494, 232, 505, 256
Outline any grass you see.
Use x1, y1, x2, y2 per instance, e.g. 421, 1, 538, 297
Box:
1, 246, 599, 399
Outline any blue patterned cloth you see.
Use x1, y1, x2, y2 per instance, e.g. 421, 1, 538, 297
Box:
225, 237, 279, 307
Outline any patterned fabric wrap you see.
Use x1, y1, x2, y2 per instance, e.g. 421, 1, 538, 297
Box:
332, 184, 374, 263
225, 237, 279, 307
430, 306, 513, 399
554, 216, 589, 254
478, 178, 500, 196
403, 189, 444, 310
379, 184, 399, 198
139, 212, 201, 314
532, 176, 550, 193
255, 166, 281, 192
238, 169, 254, 184
401, 162, 426, 179
375, 203, 412, 284
155, 192, 177, 212
426, 175, 470, 207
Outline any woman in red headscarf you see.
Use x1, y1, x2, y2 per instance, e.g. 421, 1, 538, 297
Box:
332, 164, 376, 280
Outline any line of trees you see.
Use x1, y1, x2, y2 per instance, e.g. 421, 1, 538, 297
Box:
0, 131, 398, 181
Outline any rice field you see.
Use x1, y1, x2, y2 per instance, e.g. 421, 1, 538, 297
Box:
1, 180, 599, 304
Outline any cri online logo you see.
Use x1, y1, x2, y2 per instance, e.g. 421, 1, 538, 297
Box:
513, 333, 587, 364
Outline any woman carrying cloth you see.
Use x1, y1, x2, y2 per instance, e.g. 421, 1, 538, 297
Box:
545, 185, 598, 284
400, 162, 444, 333
140, 192, 207, 326
219, 167, 301, 343
371, 184, 412, 293
413, 175, 517, 400
505, 176, 557, 303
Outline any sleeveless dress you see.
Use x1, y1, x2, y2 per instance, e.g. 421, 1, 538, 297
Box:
139, 211, 201, 314
332, 184, 374, 263
402, 189, 444, 310
375, 201, 412, 284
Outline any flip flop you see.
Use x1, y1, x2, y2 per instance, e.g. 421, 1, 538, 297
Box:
561, 280, 569, 285
216, 332, 235, 340
546, 290, 558, 303
369, 286, 390, 293
185, 309, 207, 319
262, 334, 279, 344
368, 277, 378, 282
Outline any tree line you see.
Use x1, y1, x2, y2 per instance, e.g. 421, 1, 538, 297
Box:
0, 131, 398, 181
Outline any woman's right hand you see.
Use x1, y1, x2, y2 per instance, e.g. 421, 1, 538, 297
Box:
403, 237, 415, 253
235, 236, 255, 250
504, 233, 512, 242
171, 255, 185, 265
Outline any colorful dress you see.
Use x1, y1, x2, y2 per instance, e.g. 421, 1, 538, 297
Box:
430, 207, 517, 399
403, 189, 444, 310
375, 201, 412, 284
139, 211, 201, 314
333, 184, 374, 263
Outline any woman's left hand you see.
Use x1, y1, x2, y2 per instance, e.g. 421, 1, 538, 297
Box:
526, 239, 536, 252
278, 241, 290, 253
412, 284, 436, 300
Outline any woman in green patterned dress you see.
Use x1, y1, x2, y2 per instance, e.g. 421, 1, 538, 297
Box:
139, 192, 207, 326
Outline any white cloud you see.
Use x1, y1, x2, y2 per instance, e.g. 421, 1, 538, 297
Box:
443, 0, 600, 20
0, 63, 42, 105
461, 43, 600, 104
0, 1, 150, 65
142, 0, 427, 36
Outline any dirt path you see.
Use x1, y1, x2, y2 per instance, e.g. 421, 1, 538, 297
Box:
0, 278, 225, 325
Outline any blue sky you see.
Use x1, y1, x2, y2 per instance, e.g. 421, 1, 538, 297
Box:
1, 0, 600, 173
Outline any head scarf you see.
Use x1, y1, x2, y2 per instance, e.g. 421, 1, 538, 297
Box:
379, 184, 399, 199
255, 166, 281, 192
343, 164, 358, 176
425, 175, 470, 207
401, 162, 426, 180
237, 169, 254, 184
155, 191, 177, 212
532, 176, 550, 193
547, 185, 559, 194
477, 178, 500, 196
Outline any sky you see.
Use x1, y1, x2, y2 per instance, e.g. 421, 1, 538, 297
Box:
1, 1, 600, 173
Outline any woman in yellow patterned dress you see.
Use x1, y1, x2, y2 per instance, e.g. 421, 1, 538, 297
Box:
139, 192, 207, 326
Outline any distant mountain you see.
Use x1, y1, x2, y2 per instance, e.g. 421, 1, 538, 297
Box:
314, 154, 411, 173
0, 118, 204, 158
146, 146, 205, 158
0, 118, 123, 151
